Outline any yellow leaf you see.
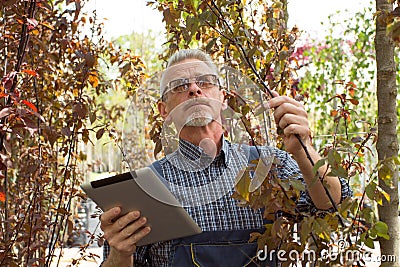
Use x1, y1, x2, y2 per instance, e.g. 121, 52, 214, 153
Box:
31, 29, 40, 36
378, 186, 391, 202
41, 22, 55, 30
234, 168, 251, 202
73, 88, 79, 97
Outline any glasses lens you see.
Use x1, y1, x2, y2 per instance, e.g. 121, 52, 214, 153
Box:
168, 78, 189, 93
196, 74, 218, 88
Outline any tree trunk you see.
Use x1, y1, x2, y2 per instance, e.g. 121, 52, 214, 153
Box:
375, 0, 399, 265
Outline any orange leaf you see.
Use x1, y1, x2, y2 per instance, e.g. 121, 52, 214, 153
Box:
0, 191, 5, 202
330, 110, 338, 117
88, 72, 99, 88
22, 100, 38, 113
348, 88, 356, 97
22, 69, 39, 77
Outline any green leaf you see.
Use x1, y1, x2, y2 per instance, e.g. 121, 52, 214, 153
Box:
380, 233, 390, 240
361, 207, 375, 224
205, 37, 217, 52
329, 165, 348, 178
338, 197, 352, 216
327, 149, 341, 166
377, 186, 390, 202
300, 218, 312, 244
313, 218, 330, 241
378, 165, 393, 185
365, 182, 376, 200
312, 158, 326, 175
364, 237, 375, 249
290, 179, 305, 191
374, 221, 389, 238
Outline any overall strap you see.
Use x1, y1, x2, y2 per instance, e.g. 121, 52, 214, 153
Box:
150, 160, 163, 176
248, 145, 261, 163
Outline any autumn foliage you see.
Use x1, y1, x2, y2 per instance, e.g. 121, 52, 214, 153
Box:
0, 0, 145, 265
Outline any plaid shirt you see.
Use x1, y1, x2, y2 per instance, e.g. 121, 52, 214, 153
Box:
102, 139, 352, 266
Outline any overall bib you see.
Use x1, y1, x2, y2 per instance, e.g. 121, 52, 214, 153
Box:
168, 229, 276, 267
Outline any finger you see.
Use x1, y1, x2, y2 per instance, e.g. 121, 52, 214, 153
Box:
128, 226, 152, 245
115, 211, 141, 231
277, 113, 309, 131
268, 95, 303, 109
273, 103, 308, 126
123, 216, 149, 238
283, 124, 311, 143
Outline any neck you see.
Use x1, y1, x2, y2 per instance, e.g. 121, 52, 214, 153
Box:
179, 121, 224, 157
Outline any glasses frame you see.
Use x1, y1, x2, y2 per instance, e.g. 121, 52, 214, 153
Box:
162, 74, 220, 100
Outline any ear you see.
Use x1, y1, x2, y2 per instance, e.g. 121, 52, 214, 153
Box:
157, 101, 169, 119
220, 89, 228, 110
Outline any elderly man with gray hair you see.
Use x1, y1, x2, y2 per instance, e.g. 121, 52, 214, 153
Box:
99, 49, 352, 267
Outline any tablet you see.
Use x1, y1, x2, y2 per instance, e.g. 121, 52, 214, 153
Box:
80, 166, 202, 246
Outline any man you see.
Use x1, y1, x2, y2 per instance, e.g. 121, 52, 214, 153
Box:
99, 49, 352, 266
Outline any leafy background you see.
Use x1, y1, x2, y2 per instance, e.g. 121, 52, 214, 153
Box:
0, 0, 399, 266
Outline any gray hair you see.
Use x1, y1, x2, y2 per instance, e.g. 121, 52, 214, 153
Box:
166, 49, 218, 72
160, 49, 218, 97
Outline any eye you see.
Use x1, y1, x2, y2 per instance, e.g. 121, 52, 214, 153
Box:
196, 80, 206, 87
172, 84, 189, 93
196, 74, 217, 88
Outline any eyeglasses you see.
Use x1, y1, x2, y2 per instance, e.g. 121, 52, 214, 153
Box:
163, 74, 219, 97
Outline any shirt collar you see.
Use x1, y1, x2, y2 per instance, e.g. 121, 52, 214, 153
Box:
178, 137, 231, 166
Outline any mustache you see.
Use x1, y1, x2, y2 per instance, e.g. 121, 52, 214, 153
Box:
182, 98, 212, 108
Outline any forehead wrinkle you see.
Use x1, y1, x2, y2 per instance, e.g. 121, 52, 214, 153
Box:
173, 62, 211, 77
174, 66, 197, 80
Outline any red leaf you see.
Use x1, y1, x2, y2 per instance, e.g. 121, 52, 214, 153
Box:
22, 100, 38, 113
96, 128, 105, 140
349, 99, 359, 105
0, 191, 5, 202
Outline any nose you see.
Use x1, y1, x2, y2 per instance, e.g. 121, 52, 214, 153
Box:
188, 82, 203, 97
